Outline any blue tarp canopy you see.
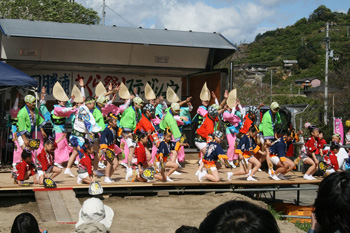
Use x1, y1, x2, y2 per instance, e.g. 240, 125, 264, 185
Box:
0, 62, 37, 87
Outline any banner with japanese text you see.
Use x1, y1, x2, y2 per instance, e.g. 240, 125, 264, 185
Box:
29, 71, 182, 101
334, 118, 344, 145
73, 72, 182, 101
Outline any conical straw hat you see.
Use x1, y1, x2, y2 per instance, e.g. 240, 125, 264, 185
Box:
119, 82, 131, 99
226, 89, 237, 109
200, 82, 210, 101
145, 83, 156, 100
71, 85, 84, 103
166, 87, 180, 103
53, 82, 69, 102
95, 81, 107, 97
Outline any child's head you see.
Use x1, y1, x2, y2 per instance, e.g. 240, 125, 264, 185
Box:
107, 113, 118, 128
136, 130, 148, 145
283, 129, 294, 142
330, 141, 340, 154
308, 125, 319, 138
21, 150, 32, 163
212, 131, 223, 143
249, 124, 259, 138
11, 212, 41, 233
82, 140, 94, 154
319, 130, 324, 140
44, 139, 55, 152
164, 128, 173, 142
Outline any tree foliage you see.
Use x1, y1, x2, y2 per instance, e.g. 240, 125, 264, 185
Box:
0, 0, 100, 24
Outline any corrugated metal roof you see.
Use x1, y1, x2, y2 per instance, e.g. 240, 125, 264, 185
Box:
0, 19, 236, 50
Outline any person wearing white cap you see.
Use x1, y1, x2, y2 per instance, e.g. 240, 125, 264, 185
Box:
159, 102, 182, 141
16, 91, 46, 150
75, 198, 114, 233
259, 101, 281, 142
120, 96, 143, 170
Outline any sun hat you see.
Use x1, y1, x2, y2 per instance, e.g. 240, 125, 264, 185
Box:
95, 81, 107, 97
166, 87, 180, 103
171, 102, 180, 111
119, 83, 131, 99
71, 85, 84, 103
53, 82, 69, 102
270, 102, 279, 110
76, 198, 114, 230
24, 94, 36, 104
200, 82, 210, 101
145, 83, 156, 100
226, 89, 237, 109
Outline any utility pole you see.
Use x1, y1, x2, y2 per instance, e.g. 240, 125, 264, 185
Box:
102, 0, 106, 26
270, 70, 272, 103
324, 22, 329, 126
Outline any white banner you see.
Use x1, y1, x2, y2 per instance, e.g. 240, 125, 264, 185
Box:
73, 72, 182, 102
28, 71, 182, 101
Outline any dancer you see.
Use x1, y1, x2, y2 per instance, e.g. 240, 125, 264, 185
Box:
154, 128, 188, 182
259, 102, 281, 143
268, 130, 296, 180
12, 150, 37, 186
300, 124, 321, 180
198, 131, 228, 182
227, 125, 262, 181
77, 140, 95, 184
51, 82, 76, 167
36, 138, 63, 185
99, 113, 122, 183
223, 89, 242, 168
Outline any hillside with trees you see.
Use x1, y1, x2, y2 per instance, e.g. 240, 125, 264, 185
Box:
0, 0, 100, 24
218, 5, 350, 133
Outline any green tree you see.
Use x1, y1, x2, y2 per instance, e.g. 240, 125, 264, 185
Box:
308, 5, 333, 22
0, 0, 100, 24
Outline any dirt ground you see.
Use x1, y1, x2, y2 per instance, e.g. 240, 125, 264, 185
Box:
0, 192, 305, 233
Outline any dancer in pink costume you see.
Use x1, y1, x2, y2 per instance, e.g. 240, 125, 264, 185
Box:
222, 99, 243, 166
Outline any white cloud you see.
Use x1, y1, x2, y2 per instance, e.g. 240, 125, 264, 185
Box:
75, 0, 278, 43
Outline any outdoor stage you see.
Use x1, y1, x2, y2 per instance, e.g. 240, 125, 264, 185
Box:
0, 160, 321, 203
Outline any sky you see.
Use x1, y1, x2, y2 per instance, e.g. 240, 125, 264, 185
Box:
75, 0, 350, 44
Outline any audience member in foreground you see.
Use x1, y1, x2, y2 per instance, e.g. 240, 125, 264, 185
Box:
198, 200, 280, 233
309, 170, 350, 233
76, 198, 114, 233
11, 212, 46, 233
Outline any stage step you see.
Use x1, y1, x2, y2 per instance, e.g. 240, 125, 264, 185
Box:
34, 188, 81, 224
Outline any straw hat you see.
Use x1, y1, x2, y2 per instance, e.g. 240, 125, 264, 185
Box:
144, 83, 156, 100
226, 89, 237, 109
166, 87, 179, 103
95, 81, 107, 97
71, 85, 84, 103
53, 82, 69, 102
119, 82, 131, 99
200, 82, 210, 101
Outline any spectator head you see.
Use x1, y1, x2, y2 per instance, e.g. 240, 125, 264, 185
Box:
332, 133, 341, 144
314, 170, 350, 233
176, 225, 199, 233
76, 198, 114, 231
11, 212, 41, 233
308, 125, 319, 138
330, 141, 340, 154
198, 200, 280, 233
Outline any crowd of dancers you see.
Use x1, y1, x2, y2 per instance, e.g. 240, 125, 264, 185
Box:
8, 78, 348, 186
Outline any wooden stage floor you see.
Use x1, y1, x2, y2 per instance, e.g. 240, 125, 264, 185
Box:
0, 161, 322, 192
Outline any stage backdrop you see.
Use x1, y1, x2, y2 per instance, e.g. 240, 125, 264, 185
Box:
28, 71, 182, 101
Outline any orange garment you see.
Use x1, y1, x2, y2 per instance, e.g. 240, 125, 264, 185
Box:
196, 114, 215, 140
239, 114, 253, 135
